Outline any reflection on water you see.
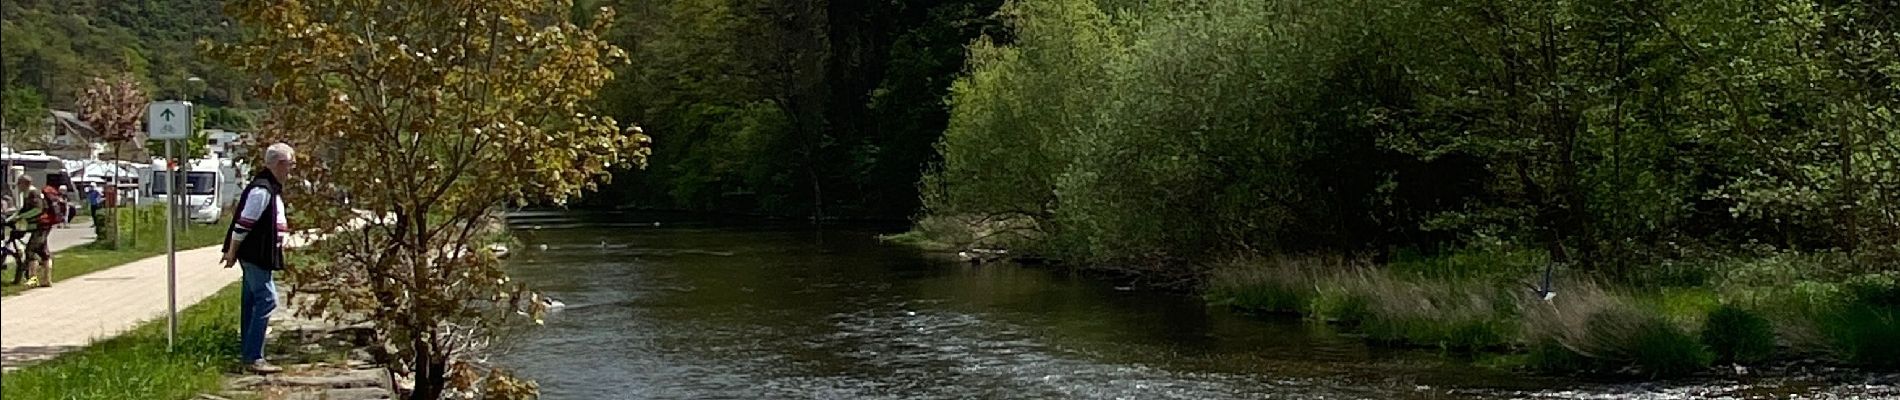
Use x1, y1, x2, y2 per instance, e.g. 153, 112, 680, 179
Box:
491, 212, 1899, 400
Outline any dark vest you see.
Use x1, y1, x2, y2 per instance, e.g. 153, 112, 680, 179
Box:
224, 171, 285, 270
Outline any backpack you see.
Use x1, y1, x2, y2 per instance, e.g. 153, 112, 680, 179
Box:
39, 186, 64, 225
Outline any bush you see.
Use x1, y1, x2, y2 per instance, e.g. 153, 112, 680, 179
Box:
1701, 305, 1776, 364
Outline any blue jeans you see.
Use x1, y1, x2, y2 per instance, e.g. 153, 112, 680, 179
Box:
239, 261, 278, 363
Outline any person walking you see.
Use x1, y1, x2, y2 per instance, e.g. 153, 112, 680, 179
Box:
220, 143, 295, 374
86, 184, 103, 227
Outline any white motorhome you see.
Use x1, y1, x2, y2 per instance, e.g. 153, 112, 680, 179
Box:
1, 148, 70, 188
146, 158, 225, 223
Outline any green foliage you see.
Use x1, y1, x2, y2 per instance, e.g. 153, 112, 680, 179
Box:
1701, 305, 1777, 364
1, 86, 49, 148
587, 0, 1005, 219
1387, 241, 1549, 281
221, 0, 645, 397
927, 0, 1900, 277
1, 0, 247, 108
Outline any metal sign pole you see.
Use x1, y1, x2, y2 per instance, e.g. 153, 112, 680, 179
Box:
166, 140, 178, 352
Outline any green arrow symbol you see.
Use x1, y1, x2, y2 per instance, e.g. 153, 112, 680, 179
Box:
160, 108, 176, 121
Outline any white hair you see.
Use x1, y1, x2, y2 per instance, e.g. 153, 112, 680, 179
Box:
265, 143, 296, 165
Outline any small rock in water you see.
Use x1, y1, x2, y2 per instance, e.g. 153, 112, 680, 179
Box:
653, 222, 662, 227
537, 244, 549, 251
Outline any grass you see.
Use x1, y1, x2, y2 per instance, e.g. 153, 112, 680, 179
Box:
1702, 304, 1776, 364
3, 206, 228, 296
0, 284, 241, 400
1207, 256, 1518, 352
1207, 250, 1896, 377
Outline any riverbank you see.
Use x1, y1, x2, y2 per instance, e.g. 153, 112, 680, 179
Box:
1206, 251, 1899, 376
887, 227, 1899, 378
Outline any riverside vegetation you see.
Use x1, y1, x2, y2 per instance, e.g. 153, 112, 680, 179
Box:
900, 0, 1900, 377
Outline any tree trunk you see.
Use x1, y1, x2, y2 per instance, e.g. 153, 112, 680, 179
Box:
407, 340, 447, 400
1840, 103, 1858, 256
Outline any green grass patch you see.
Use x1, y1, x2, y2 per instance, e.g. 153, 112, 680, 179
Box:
1209, 256, 1517, 351
3, 207, 227, 296
1814, 303, 1900, 367
1, 284, 241, 400
1701, 304, 1776, 364
1209, 252, 1891, 375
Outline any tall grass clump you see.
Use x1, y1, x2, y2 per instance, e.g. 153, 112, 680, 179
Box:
1354, 272, 1514, 351
1803, 275, 1900, 367
1, 284, 241, 399
1205, 256, 1352, 314
1701, 305, 1776, 364
1208, 256, 1515, 351
1523, 280, 1711, 376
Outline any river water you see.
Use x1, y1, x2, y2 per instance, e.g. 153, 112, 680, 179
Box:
491, 212, 1898, 400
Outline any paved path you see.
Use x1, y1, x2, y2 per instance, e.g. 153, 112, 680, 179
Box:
0, 216, 348, 370
0, 245, 238, 370
46, 222, 98, 253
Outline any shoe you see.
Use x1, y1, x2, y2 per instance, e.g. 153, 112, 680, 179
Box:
23, 277, 38, 287
249, 360, 284, 374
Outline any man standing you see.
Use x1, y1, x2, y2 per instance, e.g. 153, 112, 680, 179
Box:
7, 175, 52, 287
220, 143, 295, 374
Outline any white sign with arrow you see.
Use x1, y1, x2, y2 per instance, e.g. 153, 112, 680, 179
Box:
147, 101, 192, 140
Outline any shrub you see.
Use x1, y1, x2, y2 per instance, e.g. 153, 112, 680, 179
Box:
1701, 305, 1776, 364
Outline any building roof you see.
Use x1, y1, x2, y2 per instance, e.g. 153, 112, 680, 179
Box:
49, 110, 98, 139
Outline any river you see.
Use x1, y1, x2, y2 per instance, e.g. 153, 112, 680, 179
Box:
491, 211, 1898, 400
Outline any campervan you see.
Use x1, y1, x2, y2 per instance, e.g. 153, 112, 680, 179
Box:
1, 148, 71, 193
147, 158, 225, 223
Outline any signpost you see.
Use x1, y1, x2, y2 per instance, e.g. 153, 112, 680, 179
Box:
148, 101, 190, 351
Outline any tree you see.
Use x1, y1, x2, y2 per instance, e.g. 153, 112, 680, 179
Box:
1, 86, 49, 150
76, 73, 149, 249
217, 0, 648, 398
